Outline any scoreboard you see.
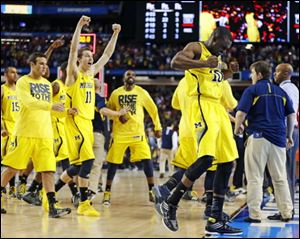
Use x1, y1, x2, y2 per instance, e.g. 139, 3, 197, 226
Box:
79, 33, 96, 54
137, 1, 199, 42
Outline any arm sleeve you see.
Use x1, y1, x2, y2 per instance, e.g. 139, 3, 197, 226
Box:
284, 93, 295, 116
236, 87, 254, 114
171, 86, 181, 110
142, 90, 162, 131
17, 79, 52, 111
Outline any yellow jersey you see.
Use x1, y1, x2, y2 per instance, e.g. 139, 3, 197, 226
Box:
1, 84, 19, 123
52, 79, 67, 120
172, 78, 198, 139
14, 75, 53, 139
186, 42, 224, 100
220, 80, 238, 111
66, 71, 95, 120
107, 85, 162, 141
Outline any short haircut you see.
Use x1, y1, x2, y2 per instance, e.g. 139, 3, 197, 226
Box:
78, 46, 92, 59
212, 27, 233, 42
4, 66, 16, 74
250, 61, 272, 79
28, 52, 47, 64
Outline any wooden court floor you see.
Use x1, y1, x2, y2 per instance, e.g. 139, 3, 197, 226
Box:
1, 170, 246, 238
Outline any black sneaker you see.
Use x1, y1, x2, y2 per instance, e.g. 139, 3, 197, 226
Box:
160, 201, 178, 232
244, 217, 261, 223
152, 185, 170, 204
98, 183, 103, 193
22, 191, 42, 206
204, 206, 230, 221
49, 206, 71, 218
71, 193, 80, 208
267, 213, 292, 222
1, 208, 6, 214
87, 190, 96, 201
205, 217, 243, 235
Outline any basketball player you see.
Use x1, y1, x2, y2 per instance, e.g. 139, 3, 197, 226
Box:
153, 59, 239, 219
1, 52, 71, 218
102, 70, 162, 206
157, 27, 242, 235
1, 67, 19, 208
52, 16, 121, 217
16, 36, 64, 200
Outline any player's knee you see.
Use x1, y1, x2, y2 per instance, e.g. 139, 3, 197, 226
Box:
142, 159, 154, 177
66, 165, 80, 177
213, 162, 234, 195
217, 161, 233, 176
185, 155, 214, 182
78, 159, 94, 179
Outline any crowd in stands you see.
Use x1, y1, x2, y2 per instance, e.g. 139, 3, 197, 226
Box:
1, 35, 299, 74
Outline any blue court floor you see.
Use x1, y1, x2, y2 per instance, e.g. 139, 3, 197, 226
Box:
208, 192, 299, 238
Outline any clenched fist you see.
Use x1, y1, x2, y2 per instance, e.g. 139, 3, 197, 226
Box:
205, 56, 219, 68
79, 15, 91, 27
112, 24, 121, 33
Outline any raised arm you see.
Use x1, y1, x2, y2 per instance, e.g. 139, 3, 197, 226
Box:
170, 42, 218, 70
92, 24, 121, 75
44, 36, 65, 62
66, 15, 91, 87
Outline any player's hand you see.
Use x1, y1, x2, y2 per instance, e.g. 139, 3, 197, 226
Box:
229, 61, 239, 73
51, 36, 65, 49
118, 105, 130, 116
112, 24, 121, 33
1, 129, 8, 137
286, 137, 294, 150
52, 103, 65, 112
154, 130, 162, 138
234, 125, 244, 136
79, 15, 91, 27
119, 115, 128, 124
205, 56, 219, 68
68, 107, 79, 116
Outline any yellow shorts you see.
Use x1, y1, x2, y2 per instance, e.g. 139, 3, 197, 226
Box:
65, 116, 94, 165
107, 136, 151, 164
1, 136, 10, 157
1, 121, 15, 157
52, 119, 69, 162
2, 136, 56, 172
191, 98, 238, 164
172, 137, 217, 171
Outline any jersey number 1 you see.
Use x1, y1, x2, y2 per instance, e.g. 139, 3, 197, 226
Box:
85, 91, 92, 103
12, 102, 20, 112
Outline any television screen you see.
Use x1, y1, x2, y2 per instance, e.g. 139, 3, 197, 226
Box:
199, 1, 288, 43
137, 1, 199, 42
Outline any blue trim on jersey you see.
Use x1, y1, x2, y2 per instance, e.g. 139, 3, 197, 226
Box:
237, 79, 294, 147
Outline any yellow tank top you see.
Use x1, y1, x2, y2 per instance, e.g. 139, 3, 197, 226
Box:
1, 84, 19, 123
52, 79, 67, 120
185, 42, 224, 100
66, 71, 95, 120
